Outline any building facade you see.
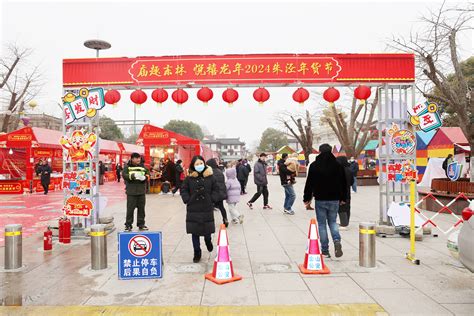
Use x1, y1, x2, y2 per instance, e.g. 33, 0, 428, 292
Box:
203, 136, 247, 162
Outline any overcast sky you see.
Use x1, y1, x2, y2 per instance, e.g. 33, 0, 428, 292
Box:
1, 0, 472, 148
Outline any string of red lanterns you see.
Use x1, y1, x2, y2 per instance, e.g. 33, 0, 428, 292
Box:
120, 86, 371, 108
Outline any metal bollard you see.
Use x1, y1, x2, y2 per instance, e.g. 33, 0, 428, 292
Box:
90, 224, 107, 270
5, 224, 22, 270
359, 222, 376, 268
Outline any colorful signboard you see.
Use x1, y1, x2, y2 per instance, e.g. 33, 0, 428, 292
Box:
408, 101, 442, 132
0, 181, 24, 194
447, 161, 463, 182
59, 130, 97, 162
63, 88, 106, 124
118, 232, 162, 280
63, 54, 415, 87
388, 123, 416, 155
62, 196, 93, 217
387, 160, 418, 183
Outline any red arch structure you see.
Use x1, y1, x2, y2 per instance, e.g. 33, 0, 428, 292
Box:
62, 53, 416, 224
63, 53, 414, 88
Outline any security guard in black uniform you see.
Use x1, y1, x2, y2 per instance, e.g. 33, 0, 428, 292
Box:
123, 152, 150, 231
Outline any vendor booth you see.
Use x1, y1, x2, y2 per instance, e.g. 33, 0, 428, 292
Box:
137, 124, 212, 193
137, 124, 212, 169
117, 142, 144, 167
0, 127, 63, 194
98, 139, 121, 182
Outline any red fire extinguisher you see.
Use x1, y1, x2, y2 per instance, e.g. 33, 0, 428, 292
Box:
44, 227, 52, 251
63, 217, 71, 244
58, 217, 64, 243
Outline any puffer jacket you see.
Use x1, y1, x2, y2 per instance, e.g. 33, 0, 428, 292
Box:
181, 166, 219, 236
225, 168, 241, 204
253, 159, 268, 186
206, 159, 227, 201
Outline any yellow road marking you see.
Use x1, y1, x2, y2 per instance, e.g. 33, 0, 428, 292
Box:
0, 304, 386, 315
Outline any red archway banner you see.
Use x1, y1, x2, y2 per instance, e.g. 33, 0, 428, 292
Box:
63, 53, 414, 88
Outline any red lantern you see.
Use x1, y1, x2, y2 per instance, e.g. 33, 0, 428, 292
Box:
172, 88, 189, 105
323, 87, 340, 106
197, 87, 213, 105
130, 89, 147, 107
151, 88, 168, 106
222, 88, 239, 106
292, 87, 310, 105
253, 87, 270, 105
104, 89, 121, 106
354, 85, 371, 104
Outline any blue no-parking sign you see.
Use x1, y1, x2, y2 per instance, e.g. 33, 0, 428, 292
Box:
118, 231, 162, 280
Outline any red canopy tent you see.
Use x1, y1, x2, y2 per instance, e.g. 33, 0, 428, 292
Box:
137, 124, 212, 169
0, 127, 63, 194
117, 142, 144, 166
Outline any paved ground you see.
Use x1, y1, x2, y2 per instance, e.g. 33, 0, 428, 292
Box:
0, 175, 473, 315
0, 182, 126, 246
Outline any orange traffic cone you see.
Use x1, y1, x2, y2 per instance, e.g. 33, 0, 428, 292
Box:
205, 224, 242, 285
299, 218, 330, 274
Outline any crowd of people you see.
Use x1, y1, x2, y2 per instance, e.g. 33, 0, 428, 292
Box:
122, 143, 358, 262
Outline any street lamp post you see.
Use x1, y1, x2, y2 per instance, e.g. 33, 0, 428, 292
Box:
83, 39, 111, 58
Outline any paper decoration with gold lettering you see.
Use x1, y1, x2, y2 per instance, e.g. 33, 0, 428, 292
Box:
62, 88, 105, 123
62, 196, 93, 217
387, 123, 416, 155
408, 101, 442, 132
59, 130, 97, 162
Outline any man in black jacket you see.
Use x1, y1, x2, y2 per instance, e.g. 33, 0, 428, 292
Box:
36, 159, 52, 195
278, 153, 296, 215
237, 159, 251, 194
123, 153, 150, 231
303, 144, 347, 258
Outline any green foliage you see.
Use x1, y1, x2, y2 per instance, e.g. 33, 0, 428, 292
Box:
431, 57, 474, 127
258, 128, 288, 152
99, 116, 124, 140
163, 120, 204, 140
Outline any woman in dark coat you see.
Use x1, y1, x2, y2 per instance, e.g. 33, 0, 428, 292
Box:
181, 155, 220, 263
336, 156, 354, 229
206, 158, 229, 227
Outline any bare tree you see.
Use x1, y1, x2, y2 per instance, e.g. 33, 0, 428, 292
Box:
1, 44, 42, 132
275, 109, 314, 162
319, 91, 379, 158
387, 1, 473, 178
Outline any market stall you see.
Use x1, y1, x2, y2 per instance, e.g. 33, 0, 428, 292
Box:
0, 127, 63, 194
98, 139, 121, 182
137, 124, 212, 169
137, 124, 212, 193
